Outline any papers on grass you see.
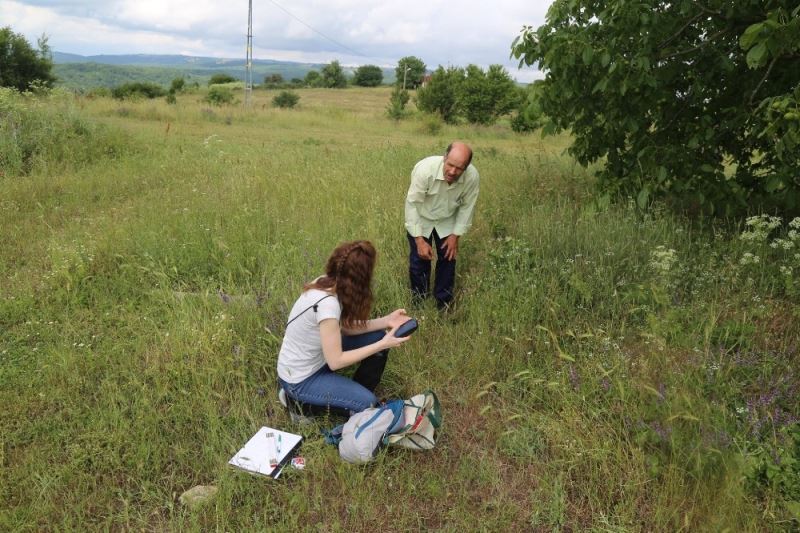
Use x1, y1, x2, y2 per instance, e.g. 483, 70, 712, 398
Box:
228, 426, 303, 479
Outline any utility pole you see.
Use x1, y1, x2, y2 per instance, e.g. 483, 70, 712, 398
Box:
245, 0, 253, 107
402, 66, 411, 90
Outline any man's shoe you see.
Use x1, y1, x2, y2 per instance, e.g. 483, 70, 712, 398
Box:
436, 300, 452, 312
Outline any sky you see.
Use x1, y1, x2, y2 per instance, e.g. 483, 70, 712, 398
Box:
1, 0, 550, 82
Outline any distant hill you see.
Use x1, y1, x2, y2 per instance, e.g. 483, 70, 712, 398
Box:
52, 52, 397, 89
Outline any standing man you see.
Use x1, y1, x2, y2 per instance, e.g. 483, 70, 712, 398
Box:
404, 141, 480, 310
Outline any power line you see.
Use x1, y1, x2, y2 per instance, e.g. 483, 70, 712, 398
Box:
266, 0, 367, 58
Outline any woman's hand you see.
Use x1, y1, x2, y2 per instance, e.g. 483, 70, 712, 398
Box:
384, 308, 409, 330
381, 324, 412, 349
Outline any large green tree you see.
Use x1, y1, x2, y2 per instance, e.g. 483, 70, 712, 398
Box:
460, 64, 520, 125
512, 1, 800, 215
304, 70, 322, 87
415, 65, 464, 123
395, 56, 426, 89
321, 60, 348, 88
0, 27, 56, 91
353, 65, 383, 87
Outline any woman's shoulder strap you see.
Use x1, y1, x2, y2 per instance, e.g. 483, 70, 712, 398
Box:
286, 294, 333, 327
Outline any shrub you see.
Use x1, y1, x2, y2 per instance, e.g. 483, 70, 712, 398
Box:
111, 82, 166, 100
304, 70, 322, 88
415, 66, 464, 123
419, 114, 443, 136
205, 86, 235, 106
353, 65, 383, 87
208, 73, 237, 86
386, 88, 410, 120
510, 83, 545, 133
272, 90, 299, 109
263, 73, 284, 89
87, 87, 112, 99
170, 77, 186, 93
321, 60, 347, 88
459, 64, 520, 125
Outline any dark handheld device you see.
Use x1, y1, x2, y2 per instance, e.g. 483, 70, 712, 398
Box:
394, 318, 418, 337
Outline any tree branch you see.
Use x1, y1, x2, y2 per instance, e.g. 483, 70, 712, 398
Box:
691, 1, 723, 17
658, 12, 705, 50
749, 55, 779, 106
659, 28, 730, 60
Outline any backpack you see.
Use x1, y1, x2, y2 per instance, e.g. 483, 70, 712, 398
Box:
325, 399, 406, 464
385, 390, 442, 450
324, 390, 442, 463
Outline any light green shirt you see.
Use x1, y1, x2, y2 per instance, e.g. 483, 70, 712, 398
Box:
404, 155, 480, 238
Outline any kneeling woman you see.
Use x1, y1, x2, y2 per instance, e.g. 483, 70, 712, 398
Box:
277, 240, 410, 415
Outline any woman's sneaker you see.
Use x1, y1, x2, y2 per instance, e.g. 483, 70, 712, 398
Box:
278, 388, 312, 425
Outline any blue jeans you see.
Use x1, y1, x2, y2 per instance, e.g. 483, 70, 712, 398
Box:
407, 230, 455, 306
278, 330, 388, 415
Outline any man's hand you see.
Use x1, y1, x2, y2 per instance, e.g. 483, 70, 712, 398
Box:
442, 234, 459, 261
415, 237, 434, 260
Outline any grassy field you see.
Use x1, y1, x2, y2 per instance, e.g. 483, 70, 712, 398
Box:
2, 86, 799, 531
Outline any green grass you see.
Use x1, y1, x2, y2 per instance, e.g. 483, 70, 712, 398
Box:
1, 86, 799, 531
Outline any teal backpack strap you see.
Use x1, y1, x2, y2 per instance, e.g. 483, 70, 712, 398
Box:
323, 424, 344, 446
425, 390, 442, 428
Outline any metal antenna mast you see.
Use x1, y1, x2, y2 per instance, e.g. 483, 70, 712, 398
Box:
245, 0, 253, 107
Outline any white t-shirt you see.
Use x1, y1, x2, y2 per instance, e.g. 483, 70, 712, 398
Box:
277, 288, 341, 383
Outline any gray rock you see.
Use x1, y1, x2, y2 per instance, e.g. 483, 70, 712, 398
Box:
179, 485, 218, 510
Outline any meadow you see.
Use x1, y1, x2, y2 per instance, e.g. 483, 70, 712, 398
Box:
1, 85, 799, 531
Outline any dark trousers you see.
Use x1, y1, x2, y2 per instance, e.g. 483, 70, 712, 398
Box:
342, 330, 388, 393
407, 230, 455, 306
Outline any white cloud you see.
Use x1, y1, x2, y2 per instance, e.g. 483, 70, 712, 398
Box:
1, 0, 547, 78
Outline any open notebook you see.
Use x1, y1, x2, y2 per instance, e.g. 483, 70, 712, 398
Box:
228, 426, 303, 479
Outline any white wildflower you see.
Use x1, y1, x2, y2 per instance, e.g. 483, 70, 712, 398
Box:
650, 245, 678, 275
740, 252, 760, 265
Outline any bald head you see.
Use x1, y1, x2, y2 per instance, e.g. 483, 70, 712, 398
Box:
442, 141, 473, 184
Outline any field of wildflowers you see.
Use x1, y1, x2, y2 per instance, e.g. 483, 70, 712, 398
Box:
1, 86, 798, 530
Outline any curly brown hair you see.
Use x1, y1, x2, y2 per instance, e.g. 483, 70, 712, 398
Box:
305, 240, 376, 329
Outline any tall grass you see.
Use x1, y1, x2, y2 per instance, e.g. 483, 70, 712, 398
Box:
0, 88, 131, 178
1, 87, 798, 531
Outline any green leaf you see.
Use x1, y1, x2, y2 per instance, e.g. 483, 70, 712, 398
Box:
637, 187, 650, 209
765, 176, 784, 192
746, 43, 768, 68
600, 51, 611, 67
582, 46, 594, 65
740, 23, 764, 50
592, 77, 609, 94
